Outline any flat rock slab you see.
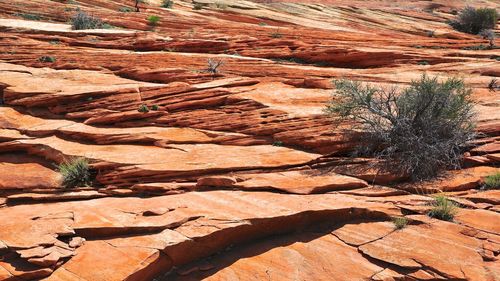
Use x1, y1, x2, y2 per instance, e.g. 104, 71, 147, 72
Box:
197, 170, 368, 194
0, 62, 162, 107
359, 221, 493, 280
3, 136, 320, 177
0, 191, 399, 280
0, 154, 61, 190
0, 18, 135, 34
168, 231, 383, 281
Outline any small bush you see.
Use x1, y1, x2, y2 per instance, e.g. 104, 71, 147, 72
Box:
417, 60, 429, 65
161, 0, 174, 8
483, 172, 500, 189
270, 30, 283, 38
428, 195, 458, 221
39, 56, 56, 63
147, 15, 160, 26
450, 7, 498, 34
16, 13, 41, 21
71, 11, 103, 30
206, 58, 224, 75
138, 104, 149, 112
193, 3, 203, 10
215, 2, 227, 9
392, 217, 408, 229
151, 104, 159, 111
58, 157, 92, 188
462, 44, 489, 50
488, 78, 498, 92
326, 74, 476, 180
479, 29, 495, 48
272, 141, 283, 147
119, 7, 134, 12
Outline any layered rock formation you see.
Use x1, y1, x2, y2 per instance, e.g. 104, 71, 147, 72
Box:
0, 0, 498, 280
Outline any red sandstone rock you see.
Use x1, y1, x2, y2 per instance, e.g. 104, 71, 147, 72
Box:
0, 0, 498, 280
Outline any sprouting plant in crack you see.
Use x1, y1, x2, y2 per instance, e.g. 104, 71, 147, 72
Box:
58, 157, 92, 188
206, 58, 224, 76
427, 195, 458, 221
392, 217, 408, 229
488, 78, 498, 92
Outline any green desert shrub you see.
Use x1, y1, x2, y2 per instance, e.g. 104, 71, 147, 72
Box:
39, 56, 56, 63
71, 10, 103, 30
147, 15, 161, 26
138, 104, 150, 112
392, 217, 408, 229
193, 3, 203, 10
479, 29, 495, 48
428, 195, 458, 221
58, 157, 92, 188
161, 0, 174, 8
16, 13, 41, 21
450, 7, 498, 34
151, 104, 159, 111
325, 74, 476, 180
119, 6, 134, 13
483, 172, 500, 189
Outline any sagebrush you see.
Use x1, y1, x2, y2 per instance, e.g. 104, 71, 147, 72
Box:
450, 6, 498, 34
71, 11, 103, 30
325, 74, 476, 180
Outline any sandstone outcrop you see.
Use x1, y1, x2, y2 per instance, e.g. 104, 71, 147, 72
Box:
0, 0, 498, 280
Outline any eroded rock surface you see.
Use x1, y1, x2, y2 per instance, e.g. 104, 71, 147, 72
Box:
0, 0, 498, 280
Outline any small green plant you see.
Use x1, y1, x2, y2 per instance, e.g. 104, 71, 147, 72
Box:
428, 195, 458, 221
272, 141, 283, 147
483, 172, 500, 189
71, 10, 103, 30
392, 217, 408, 229
101, 23, 114, 29
16, 13, 41, 21
39, 56, 56, 63
488, 78, 498, 92
270, 29, 283, 38
147, 15, 160, 26
479, 29, 495, 48
58, 157, 92, 188
450, 6, 498, 35
161, 0, 174, 8
49, 40, 60, 45
426, 30, 435, 37
193, 3, 203, 10
417, 60, 429, 65
461, 44, 488, 50
215, 1, 227, 9
151, 104, 159, 111
206, 58, 224, 76
258, 22, 268, 26
119, 6, 134, 12
138, 104, 150, 112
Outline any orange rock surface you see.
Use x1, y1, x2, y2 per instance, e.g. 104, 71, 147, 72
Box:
0, 0, 498, 280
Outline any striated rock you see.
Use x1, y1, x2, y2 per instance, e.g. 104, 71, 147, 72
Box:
169, 231, 384, 281
0, 154, 61, 190
0, 0, 499, 280
197, 170, 368, 194
359, 220, 493, 280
